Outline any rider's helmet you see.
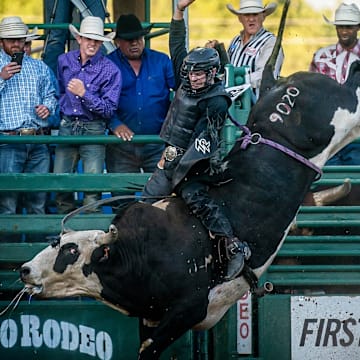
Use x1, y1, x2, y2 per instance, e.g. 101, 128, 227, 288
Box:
180, 47, 220, 96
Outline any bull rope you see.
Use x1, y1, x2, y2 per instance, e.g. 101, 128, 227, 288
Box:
227, 112, 322, 179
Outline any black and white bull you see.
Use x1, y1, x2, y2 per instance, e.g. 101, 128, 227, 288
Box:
19, 8, 360, 360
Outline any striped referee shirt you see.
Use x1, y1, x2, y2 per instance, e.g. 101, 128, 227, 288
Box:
228, 28, 283, 99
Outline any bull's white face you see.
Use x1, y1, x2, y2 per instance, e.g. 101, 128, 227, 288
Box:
20, 229, 111, 300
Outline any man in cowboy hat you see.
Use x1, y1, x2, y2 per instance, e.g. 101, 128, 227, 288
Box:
105, 14, 175, 207
310, 3, 360, 84
219, 0, 283, 102
310, 3, 360, 166
43, 0, 109, 75
0, 16, 57, 219
53, 16, 121, 214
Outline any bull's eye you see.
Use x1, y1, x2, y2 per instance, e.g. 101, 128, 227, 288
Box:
53, 243, 80, 274
61, 244, 80, 258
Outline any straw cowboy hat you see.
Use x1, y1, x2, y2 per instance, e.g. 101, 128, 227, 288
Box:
115, 14, 152, 40
323, 3, 360, 26
69, 16, 115, 42
226, 0, 277, 16
0, 16, 39, 40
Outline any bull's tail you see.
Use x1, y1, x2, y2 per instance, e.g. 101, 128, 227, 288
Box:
259, 0, 290, 96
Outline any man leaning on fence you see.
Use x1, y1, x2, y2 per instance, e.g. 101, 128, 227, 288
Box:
53, 16, 121, 214
0, 16, 57, 216
106, 15, 175, 177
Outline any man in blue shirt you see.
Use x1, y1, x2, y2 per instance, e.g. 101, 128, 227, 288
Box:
106, 14, 175, 184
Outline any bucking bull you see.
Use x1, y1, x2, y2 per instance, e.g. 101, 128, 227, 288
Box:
19, 1, 360, 359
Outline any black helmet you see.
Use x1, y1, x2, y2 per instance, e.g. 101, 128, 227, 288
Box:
180, 47, 220, 96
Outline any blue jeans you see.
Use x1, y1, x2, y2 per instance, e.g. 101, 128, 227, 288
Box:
43, 0, 107, 74
326, 144, 360, 166
53, 117, 106, 213
106, 143, 164, 173
0, 142, 50, 214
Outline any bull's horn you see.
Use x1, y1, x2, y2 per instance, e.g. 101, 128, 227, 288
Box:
313, 178, 351, 206
98, 224, 118, 245
259, 0, 290, 96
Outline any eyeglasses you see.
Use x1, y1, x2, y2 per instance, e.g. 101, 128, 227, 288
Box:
3, 38, 26, 44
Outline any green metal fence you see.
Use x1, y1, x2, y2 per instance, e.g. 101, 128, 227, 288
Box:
1, 62, 360, 358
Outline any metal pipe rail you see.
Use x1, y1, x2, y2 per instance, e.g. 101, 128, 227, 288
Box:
280, 235, 360, 256
27, 22, 170, 30
0, 134, 162, 144
1, 207, 360, 234
0, 214, 113, 234
265, 265, 360, 286
0, 173, 150, 192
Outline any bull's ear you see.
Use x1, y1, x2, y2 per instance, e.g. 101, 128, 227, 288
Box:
97, 224, 118, 245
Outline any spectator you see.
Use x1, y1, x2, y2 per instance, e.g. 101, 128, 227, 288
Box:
0, 16, 57, 215
222, 0, 283, 102
310, 3, 360, 165
53, 16, 121, 213
21, 36, 61, 216
106, 14, 175, 187
24, 38, 60, 130
23, 40, 33, 56
43, 0, 109, 75
142, 0, 251, 281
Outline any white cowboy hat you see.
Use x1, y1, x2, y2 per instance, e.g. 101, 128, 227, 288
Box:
0, 16, 39, 40
323, 3, 360, 26
226, 0, 277, 16
69, 16, 115, 42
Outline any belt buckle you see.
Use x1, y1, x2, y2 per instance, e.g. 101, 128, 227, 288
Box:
20, 128, 36, 136
164, 146, 178, 162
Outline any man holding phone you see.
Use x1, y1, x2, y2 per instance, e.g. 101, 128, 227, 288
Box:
0, 16, 57, 218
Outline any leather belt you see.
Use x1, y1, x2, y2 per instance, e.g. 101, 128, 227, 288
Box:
63, 115, 90, 122
164, 145, 185, 162
0, 128, 44, 136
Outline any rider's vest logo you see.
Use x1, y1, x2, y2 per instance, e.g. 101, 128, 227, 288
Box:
195, 138, 210, 154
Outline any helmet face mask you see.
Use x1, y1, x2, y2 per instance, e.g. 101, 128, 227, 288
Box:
181, 47, 220, 96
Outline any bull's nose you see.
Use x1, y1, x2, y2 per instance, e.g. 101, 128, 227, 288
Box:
20, 266, 31, 281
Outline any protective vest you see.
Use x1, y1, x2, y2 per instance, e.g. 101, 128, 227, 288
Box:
160, 82, 230, 149
160, 81, 231, 188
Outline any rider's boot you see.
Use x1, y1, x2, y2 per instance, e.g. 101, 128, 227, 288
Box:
224, 237, 251, 281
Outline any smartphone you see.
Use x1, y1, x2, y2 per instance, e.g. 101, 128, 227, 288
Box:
11, 52, 24, 66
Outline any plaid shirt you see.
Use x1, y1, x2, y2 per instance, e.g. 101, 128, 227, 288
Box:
0, 50, 57, 130
58, 49, 122, 121
309, 40, 360, 84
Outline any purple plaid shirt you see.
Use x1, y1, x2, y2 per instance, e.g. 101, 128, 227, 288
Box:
309, 40, 360, 84
57, 49, 122, 120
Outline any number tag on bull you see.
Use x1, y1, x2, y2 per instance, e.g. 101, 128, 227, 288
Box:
269, 86, 300, 123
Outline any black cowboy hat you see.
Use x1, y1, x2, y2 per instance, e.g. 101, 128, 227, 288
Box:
115, 14, 152, 40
